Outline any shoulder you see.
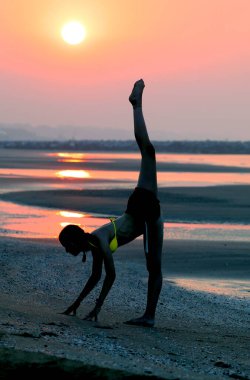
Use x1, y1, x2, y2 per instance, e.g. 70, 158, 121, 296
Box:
92, 220, 112, 238
91, 231, 111, 256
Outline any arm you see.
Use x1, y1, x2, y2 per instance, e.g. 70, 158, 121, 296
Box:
62, 250, 103, 316
84, 243, 116, 321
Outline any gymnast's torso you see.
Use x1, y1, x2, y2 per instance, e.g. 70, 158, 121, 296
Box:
92, 213, 143, 251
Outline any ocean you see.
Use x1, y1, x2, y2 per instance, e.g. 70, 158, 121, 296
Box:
0, 148, 250, 241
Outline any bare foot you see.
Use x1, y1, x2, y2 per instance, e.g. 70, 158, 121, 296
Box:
124, 316, 154, 328
129, 79, 145, 108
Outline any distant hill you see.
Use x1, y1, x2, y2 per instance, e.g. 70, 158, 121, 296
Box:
0, 123, 133, 141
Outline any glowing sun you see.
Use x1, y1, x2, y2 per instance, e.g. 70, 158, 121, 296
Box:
61, 21, 86, 45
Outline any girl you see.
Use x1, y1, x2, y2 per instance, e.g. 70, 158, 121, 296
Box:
59, 79, 163, 327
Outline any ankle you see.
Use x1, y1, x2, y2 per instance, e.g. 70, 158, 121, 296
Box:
143, 313, 155, 321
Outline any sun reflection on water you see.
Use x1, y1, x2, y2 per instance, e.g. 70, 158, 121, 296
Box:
56, 170, 90, 179
56, 152, 86, 163
0, 201, 106, 239
58, 211, 85, 218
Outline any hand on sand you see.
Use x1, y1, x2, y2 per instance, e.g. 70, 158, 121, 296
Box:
124, 316, 154, 328
129, 79, 145, 108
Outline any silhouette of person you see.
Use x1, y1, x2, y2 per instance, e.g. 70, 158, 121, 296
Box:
59, 79, 163, 327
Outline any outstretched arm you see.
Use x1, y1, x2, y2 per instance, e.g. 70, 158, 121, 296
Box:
84, 243, 116, 321
62, 250, 103, 316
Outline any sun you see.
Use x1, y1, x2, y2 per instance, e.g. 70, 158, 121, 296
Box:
61, 21, 86, 45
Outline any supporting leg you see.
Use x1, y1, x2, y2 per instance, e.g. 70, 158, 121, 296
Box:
144, 218, 163, 319
124, 217, 163, 327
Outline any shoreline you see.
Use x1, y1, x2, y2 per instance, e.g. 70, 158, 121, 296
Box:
1, 140, 250, 154
1, 184, 250, 224
0, 236, 249, 379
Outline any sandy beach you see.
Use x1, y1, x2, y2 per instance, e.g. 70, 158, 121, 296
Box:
1, 0, 250, 375
0, 151, 250, 379
1, 231, 250, 379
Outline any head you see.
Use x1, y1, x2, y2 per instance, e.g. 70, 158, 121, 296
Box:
59, 224, 89, 256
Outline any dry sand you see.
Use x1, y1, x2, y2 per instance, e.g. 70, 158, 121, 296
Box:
0, 234, 250, 380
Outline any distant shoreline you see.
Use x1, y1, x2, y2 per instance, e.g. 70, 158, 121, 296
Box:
1, 185, 250, 224
1, 139, 250, 153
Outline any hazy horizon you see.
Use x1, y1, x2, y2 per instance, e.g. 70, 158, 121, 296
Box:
1, 122, 250, 142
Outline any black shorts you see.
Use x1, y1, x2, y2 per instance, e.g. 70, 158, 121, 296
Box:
125, 187, 161, 223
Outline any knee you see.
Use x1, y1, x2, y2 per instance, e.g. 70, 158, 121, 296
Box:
146, 257, 162, 276
149, 268, 163, 286
144, 143, 155, 159
137, 140, 155, 159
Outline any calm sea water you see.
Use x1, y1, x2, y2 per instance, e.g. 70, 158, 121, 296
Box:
0, 149, 250, 240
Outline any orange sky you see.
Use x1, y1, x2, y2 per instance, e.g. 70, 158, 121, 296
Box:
0, 0, 250, 140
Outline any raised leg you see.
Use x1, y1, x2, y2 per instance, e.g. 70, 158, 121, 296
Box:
129, 79, 158, 196
124, 80, 163, 327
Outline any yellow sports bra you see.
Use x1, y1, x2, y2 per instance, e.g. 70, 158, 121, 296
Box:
88, 217, 118, 253
109, 218, 118, 253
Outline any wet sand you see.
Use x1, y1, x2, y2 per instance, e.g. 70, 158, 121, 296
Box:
1, 184, 250, 224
